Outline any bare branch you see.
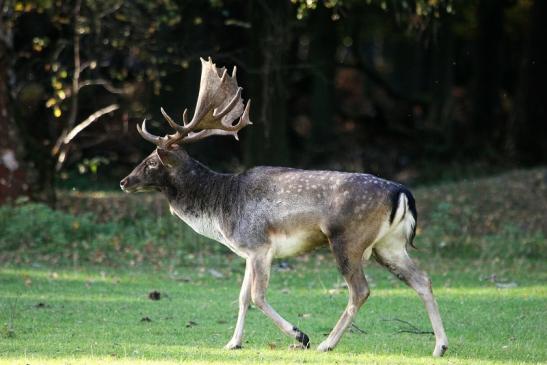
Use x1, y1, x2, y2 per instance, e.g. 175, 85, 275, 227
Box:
350, 322, 367, 334
63, 104, 119, 144
52, 103, 119, 157
99, 1, 123, 18
79, 79, 125, 94
53, 103, 119, 171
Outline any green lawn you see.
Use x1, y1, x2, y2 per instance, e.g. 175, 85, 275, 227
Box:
1, 256, 545, 365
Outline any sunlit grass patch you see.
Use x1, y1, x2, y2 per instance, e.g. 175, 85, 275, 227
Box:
1, 259, 545, 364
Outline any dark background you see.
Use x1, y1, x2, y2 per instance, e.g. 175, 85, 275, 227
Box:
1, 0, 545, 204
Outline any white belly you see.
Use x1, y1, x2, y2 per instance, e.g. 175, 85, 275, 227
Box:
270, 230, 325, 258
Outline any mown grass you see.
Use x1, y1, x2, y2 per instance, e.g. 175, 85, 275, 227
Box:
1, 256, 546, 365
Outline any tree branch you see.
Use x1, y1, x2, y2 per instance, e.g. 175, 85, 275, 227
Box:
99, 1, 123, 18
62, 104, 119, 144
53, 103, 119, 171
79, 79, 125, 94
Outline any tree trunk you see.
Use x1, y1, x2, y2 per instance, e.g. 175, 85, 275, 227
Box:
308, 5, 336, 163
244, 0, 291, 167
472, 0, 504, 154
513, 0, 547, 163
0, 39, 31, 204
425, 14, 454, 152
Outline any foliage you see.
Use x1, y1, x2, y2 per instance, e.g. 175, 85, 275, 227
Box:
2, 168, 547, 266
417, 201, 546, 260
2, 0, 543, 204
0, 202, 220, 267
292, 0, 456, 24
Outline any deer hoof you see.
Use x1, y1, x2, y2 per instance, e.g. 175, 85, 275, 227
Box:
316, 341, 333, 352
288, 343, 309, 350
433, 343, 448, 357
224, 341, 242, 350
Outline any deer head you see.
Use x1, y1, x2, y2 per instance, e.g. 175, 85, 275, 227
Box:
120, 57, 252, 193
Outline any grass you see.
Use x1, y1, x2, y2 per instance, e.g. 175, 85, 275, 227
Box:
1, 255, 546, 365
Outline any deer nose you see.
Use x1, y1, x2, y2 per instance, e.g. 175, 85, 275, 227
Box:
120, 177, 129, 190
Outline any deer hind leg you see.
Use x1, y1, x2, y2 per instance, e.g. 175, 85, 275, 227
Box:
318, 237, 370, 352
374, 235, 448, 357
249, 249, 310, 349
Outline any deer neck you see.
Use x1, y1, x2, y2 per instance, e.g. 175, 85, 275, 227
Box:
163, 157, 239, 240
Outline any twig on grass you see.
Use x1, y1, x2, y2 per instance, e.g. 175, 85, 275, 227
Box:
350, 322, 367, 334
381, 317, 434, 335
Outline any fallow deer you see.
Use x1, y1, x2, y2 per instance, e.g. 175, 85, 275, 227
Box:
120, 58, 448, 356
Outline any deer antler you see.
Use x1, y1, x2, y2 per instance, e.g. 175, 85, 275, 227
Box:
137, 57, 252, 148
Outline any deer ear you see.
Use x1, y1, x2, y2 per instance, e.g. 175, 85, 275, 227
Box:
156, 148, 179, 168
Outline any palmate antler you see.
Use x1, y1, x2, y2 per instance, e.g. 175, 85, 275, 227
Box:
137, 57, 252, 148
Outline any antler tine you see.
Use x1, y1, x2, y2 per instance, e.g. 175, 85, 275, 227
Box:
240, 99, 252, 126
220, 68, 228, 82
213, 87, 242, 121
137, 119, 166, 147
182, 109, 190, 126
160, 107, 182, 131
231, 99, 253, 137
161, 106, 195, 136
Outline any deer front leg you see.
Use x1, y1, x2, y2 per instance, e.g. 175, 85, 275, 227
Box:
225, 258, 253, 349
250, 250, 310, 349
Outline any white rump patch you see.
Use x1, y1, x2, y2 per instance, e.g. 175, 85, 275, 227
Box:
362, 192, 414, 261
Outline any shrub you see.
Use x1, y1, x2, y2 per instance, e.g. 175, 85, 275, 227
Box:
0, 203, 221, 267
416, 202, 546, 260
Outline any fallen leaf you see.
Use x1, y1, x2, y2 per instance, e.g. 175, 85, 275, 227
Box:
496, 282, 518, 289
186, 320, 197, 328
276, 261, 293, 271
23, 275, 32, 287
208, 269, 224, 279
148, 291, 161, 300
